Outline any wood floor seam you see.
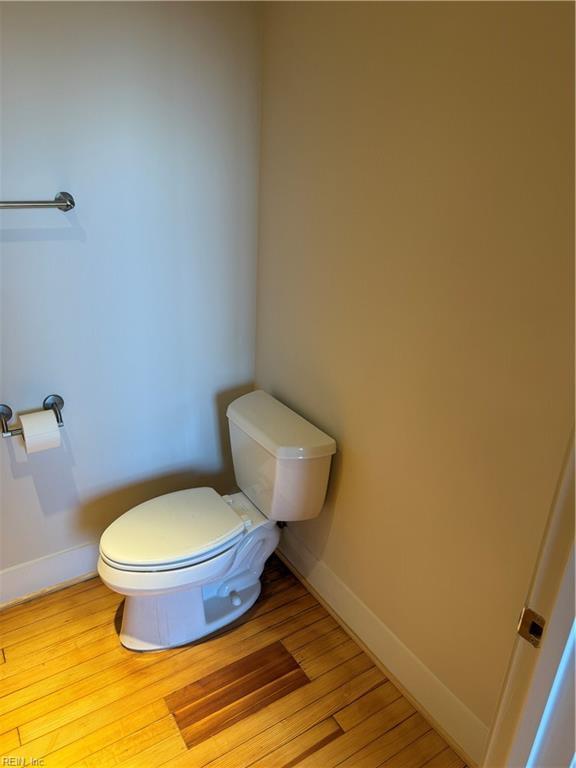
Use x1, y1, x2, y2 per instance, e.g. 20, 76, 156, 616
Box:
0, 646, 192, 736
279, 720, 345, 768
0, 579, 100, 621
328, 710, 427, 768
0, 622, 118, 679
0, 583, 111, 633
0, 640, 135, 702
341, 716, 432, 768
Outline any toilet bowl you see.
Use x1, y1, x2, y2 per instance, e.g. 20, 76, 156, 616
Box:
98, 390, 336, 650
98, 489, 280, 650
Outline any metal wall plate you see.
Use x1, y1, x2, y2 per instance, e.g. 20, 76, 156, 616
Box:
0, 404, 13, 422
518, 607, 546, 648
43, 394, 64, 411
55, 192, 75, 212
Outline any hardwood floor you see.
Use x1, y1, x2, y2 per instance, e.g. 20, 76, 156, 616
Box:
0, 556, 468, 767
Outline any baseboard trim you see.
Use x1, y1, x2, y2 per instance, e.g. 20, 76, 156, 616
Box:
278, 526, 488, 766
0, 543, 99, 608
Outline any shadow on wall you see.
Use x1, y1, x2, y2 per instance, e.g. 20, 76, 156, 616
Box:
0, 209, 86, 243
75, 382, 255, 538
2, 426, 81, 518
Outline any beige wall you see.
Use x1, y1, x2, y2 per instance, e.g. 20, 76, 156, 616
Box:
1, 3, 260, 596
256, 0, 574, 733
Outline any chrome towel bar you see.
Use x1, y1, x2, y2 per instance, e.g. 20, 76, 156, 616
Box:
0, 192, 75, 212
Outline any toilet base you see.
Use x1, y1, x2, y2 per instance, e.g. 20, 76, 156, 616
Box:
98, 502, 281, 651
120, 577, 262, 651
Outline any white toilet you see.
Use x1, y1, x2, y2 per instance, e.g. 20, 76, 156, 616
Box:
97, 390, 336, 650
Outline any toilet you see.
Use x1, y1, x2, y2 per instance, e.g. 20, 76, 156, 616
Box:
97, 390, 336, 650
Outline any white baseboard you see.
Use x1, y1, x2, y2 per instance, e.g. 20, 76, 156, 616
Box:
279, 526, 489, 766
0, 543, 99, 608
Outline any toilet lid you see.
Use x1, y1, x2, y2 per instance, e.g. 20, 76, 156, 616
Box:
99, 488, 245, 570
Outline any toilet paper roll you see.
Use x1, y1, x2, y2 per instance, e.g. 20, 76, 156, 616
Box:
19, 410, 61, 454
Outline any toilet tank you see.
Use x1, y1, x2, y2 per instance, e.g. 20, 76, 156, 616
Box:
226, 390, 336, 521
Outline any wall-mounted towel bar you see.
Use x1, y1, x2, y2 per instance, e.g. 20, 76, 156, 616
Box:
0, 192, 75, 212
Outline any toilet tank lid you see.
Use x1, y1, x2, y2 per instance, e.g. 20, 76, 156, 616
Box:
227, 390, 336, 460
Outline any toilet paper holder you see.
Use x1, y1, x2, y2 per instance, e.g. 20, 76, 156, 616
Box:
0, 395, 64, 438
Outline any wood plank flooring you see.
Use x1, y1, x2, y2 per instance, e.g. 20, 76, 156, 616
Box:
0, 555, 468, 767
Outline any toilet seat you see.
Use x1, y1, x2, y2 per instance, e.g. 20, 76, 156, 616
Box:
99, 487, 246, 572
